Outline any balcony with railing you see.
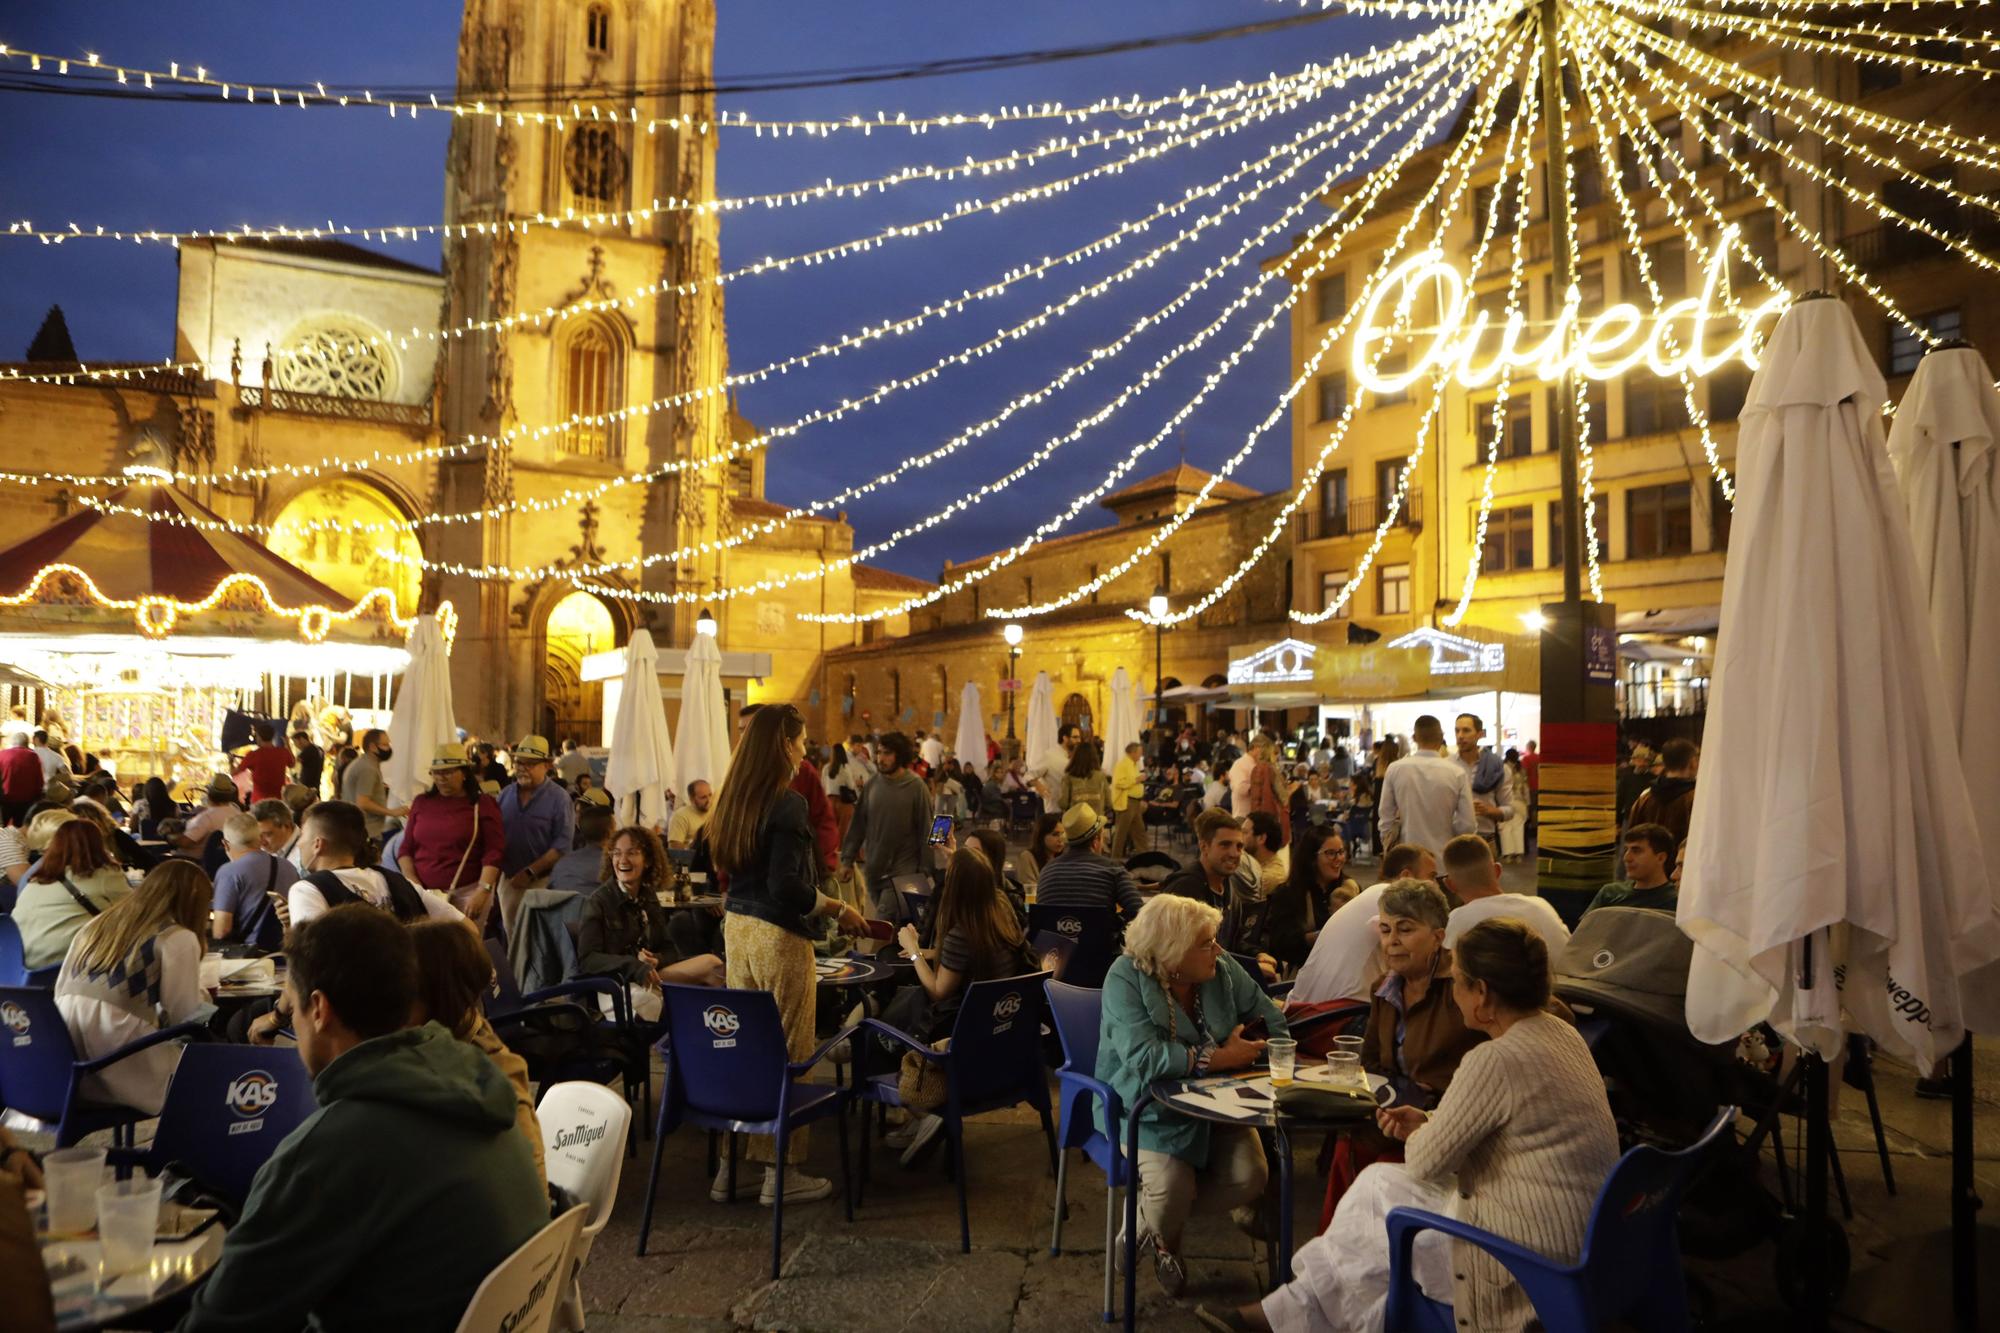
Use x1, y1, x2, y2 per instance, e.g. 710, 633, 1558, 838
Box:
239, 385, 431, 428
1293, 488, 1423, 543
1844, 220, 1999, 274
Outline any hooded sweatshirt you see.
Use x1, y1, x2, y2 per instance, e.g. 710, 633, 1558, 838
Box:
838, 766, 933, 884
1626, 774, 1696, 846
179, 1023, 548, 1333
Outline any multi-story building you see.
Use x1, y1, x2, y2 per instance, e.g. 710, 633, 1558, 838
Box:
1278, 28, 2000, 735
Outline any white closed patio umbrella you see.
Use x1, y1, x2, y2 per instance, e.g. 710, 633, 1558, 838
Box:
383, 613, 455, 808
952, 681, 985, 769
675, 628, 732, 792
1887, 343, 2000, 1032
604, 628, 676, 831
1023, 671, 1058, 773
1680, 296, 2000, 1072
1102, 667, 1143, 773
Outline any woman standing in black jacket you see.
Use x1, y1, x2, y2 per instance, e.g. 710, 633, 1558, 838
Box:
707, 704, 866, 1206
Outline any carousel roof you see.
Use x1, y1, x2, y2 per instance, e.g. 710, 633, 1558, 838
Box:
0, 482, 413, 642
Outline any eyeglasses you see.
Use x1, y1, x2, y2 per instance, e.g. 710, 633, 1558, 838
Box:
1195, 937, 1223, 953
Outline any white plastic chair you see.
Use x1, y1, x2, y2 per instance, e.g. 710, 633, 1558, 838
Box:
538, 1081, 634, 1331
453, 1204, 586, 1333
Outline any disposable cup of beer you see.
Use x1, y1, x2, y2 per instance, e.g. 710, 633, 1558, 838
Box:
95, 1174, 163, 1276
42, 1148, 106, 1237
1266, 1038, 1298, 1087
1332, 1035, 1364, 1056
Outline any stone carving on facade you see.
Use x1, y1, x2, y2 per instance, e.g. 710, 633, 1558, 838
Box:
508, 500, 631, 630
177, 404, 216, 469
481, 441, 514, 508
560, 246, 619, 311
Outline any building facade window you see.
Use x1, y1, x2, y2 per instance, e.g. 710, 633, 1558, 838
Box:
1313, 272, 1346, 324
1319, 468, 1349, 536
1549, 499, 1610, 569
1888, 308, 1961, 377
1316, 370, 1347, 423
585, 4, 611, 54
1706, 364, 1752, 422
1321, 569, 1352, 618
565, 125, 629, 205
1377, 562, 1411, 616
1476, 393, 1535, 459
1623, 378, 1690, 437
1711, 476, 1733, 550
273, 319, 397, 400
560, 319, 623, 459
1627, 482, 1694, 559
1480, 505, 1536, 573
1158, 552, 1172, 594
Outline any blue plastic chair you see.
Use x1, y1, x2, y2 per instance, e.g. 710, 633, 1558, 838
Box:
1029, 904, 1118, 989
1385, 1106, 1737, 1332
1046, 979, 1131, 1324
636, 983, 855, 1279
0, 985, 206, 1147
853, 971, 1058, 1253
0, 917, 58, 988
112, 1045, 316, 1205
481, 938, 651, 1137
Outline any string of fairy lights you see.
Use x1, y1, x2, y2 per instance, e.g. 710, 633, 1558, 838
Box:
4, 0, 1998, 644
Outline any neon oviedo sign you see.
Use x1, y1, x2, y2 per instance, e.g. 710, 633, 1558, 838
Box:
1351, 224, 1788, 395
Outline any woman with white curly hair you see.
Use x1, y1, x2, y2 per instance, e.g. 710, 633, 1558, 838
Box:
1095, 891, 1288, 1297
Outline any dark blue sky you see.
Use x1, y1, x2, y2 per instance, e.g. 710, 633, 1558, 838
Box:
0, 3, 1421, 580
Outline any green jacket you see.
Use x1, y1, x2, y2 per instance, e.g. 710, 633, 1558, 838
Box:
1094, 954, 1287, 1168
179, 1023, 548, 1333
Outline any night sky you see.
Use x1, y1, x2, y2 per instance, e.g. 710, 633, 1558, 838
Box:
0, 3, 1422, 580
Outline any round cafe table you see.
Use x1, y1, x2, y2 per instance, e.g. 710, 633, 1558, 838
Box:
1119, 1069, 1388, 1332
813, 955, 898, 988
42, 1217, 228, 1331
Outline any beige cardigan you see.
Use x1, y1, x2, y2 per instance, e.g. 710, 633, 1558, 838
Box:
1403, 1011, 1619, 1333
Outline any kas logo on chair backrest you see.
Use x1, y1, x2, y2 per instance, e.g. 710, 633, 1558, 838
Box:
226, 1069, 280, 1135
1, 1001, 29, 1047
1057, 917, 1083, 936
703, 1004, 740, 1048
991, 991, 1022, 1035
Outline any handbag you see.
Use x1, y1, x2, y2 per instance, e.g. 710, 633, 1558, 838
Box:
896, 1036, 952, 1111
443, 800, 481, 894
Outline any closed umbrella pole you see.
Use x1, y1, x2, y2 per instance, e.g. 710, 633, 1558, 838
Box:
1023, 671, 1057, 772
1102, 667, 1140, 774
604, 628, 676, 831
384, 615, 455, 808
675, 630, 733, 792
953, 681, 984, 769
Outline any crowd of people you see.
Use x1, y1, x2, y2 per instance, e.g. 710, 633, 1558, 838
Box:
0, 699, 1714, 1333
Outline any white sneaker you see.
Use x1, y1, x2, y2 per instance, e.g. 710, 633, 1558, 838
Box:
897, 1114, 945, 1166
882, 1115, 920, 1147
760, 1167, 835, 1206
711, 1161, 745, 1203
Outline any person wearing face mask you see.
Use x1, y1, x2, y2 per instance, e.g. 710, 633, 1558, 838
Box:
339, 729, 407, 845
576, 824, 726, 1021
495, 735, 575, 938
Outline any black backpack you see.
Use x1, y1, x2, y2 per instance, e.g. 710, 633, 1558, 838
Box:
305, 868, 428, 922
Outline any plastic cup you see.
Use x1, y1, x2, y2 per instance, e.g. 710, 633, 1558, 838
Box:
42, 1147, 105, 1237
1266, 1037, 1298, 1086
1327, 1051, 1367, 1094
1332, 1035, 1364, 1055
95, 1175, 163, 1275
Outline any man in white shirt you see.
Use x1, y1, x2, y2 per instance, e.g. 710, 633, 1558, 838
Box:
1375, 714, 1475, 857
1289, 844, 1436, 1005
1030, 724, 1081, 802
1243, 809, 1290, 899
917, 729, 946, 772
32, 729, 72, 786
1438, 832, 1569, 955
1228, 733, 1275, 812
286, 800, 465, 926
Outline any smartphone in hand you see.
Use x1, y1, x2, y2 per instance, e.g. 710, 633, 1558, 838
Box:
927, 814, 954, 845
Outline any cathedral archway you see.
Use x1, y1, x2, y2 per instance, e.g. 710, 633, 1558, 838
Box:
542, 589, 618, 747
267, 478, 423, 615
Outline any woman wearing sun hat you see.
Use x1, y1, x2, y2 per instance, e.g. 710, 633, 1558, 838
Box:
398, 743, 506, 927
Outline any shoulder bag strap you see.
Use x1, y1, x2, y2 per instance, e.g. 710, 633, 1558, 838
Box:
443, 801, 479, 894
59, 874, 104, 916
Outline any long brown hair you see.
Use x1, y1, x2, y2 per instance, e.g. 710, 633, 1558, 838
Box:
600, 824, 667, 895
32, 820, 112, 883
709, 704, 804, 875
932, 847, 1022, 978
70, 861, 210, 975
408, 918, 494, 1039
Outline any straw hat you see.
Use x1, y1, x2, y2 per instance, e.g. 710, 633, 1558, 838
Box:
1060, 802, 1105, 846
578, 787, 612, 808
479, 780, 503, 797
429, 743, 475, 772
513, 734, 552, 763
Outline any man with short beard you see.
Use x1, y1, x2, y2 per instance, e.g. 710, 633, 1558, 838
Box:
838, 731, 933, 919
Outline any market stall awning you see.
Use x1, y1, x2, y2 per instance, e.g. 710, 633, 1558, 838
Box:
0, 482, 415, 643
1615, 605, 1720, 636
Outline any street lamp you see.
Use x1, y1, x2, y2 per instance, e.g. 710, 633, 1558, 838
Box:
1003, 622, 1023, 742
1148, 585, 1169, 740
695, 609, 717, 637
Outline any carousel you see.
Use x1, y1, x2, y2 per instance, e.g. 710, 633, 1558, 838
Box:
0, 473, 448, 785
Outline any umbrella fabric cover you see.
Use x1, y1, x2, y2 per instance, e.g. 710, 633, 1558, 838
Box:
952, 681, 984, 768
384, 615, 456, 807
604, 629, 677, 831
1887, 345, 2000, 1032
1023, 672, 1058, 772
1102, 668, 1143, 774
675, 631, 733, 793
1679, 299, 2000, 1073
